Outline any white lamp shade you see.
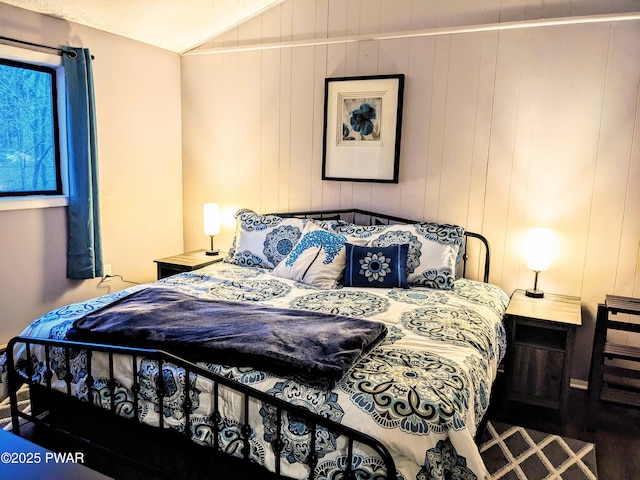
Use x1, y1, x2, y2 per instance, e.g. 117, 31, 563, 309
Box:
523, 227, 558, 272
203, 203, 221, 236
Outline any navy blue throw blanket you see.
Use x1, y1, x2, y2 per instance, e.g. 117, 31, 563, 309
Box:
66, 288, 387, 389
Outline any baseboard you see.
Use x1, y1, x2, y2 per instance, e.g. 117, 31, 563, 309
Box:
570, 378, 588, 390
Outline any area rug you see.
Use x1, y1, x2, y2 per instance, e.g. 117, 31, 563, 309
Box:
0, 385, 30, 431
480, 421, 597, 480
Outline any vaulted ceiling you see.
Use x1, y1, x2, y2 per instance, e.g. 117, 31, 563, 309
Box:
1, 0, 284, 53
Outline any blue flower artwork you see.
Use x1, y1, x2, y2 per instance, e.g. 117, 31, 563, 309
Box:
342, 97, 382, 141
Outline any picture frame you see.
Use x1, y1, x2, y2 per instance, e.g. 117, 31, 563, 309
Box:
322, 74, 404, 183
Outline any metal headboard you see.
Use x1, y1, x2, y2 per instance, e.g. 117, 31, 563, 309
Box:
276, 208, 490, 283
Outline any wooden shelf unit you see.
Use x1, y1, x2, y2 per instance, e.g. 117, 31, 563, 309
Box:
588, 295, 640, 430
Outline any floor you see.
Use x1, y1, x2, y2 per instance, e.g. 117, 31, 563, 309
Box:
489, 385, 640, 480
9, 385, 640, 479
0, 426, 111, 480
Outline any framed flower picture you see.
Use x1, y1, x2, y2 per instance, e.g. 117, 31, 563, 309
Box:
322, 74, 404, 183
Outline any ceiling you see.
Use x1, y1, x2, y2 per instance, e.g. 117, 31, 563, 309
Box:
2, 0, 284, 53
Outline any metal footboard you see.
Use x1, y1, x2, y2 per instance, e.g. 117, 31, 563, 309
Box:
7, 336, 397, 479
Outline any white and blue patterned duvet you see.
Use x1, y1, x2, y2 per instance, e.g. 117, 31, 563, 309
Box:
12, 262, 508, 480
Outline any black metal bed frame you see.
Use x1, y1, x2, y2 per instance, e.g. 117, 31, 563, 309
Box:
7, 337, 396, 479
6, 208, 493, 479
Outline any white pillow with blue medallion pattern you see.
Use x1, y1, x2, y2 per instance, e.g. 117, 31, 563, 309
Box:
329, 221, 465, 289
273, 222, 367, 289
225, 209, 307, 269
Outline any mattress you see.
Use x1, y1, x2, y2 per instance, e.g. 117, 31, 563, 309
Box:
9, 261, 509, 480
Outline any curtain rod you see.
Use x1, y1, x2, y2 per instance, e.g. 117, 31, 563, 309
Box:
0, 35, 94, 59
0, 35, 64, 55
184, 11, 640, 56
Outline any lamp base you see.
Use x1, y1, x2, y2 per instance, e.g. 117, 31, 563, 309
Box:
205, 249, 219, 256
525, 288, 544, 298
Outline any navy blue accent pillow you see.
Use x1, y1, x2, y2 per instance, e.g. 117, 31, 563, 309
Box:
344, 243, 409, 288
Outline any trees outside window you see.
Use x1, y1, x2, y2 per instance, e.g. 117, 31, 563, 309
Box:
0, 59, 62, 197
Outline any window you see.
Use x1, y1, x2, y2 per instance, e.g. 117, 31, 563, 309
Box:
0, 45, 67, 210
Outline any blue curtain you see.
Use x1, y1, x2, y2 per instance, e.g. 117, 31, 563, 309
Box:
62, 47, 103, 279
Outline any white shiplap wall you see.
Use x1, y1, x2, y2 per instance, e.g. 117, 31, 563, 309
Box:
180, 0, 640, 381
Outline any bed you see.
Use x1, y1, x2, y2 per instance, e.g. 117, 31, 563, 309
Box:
3, 208, 509, 480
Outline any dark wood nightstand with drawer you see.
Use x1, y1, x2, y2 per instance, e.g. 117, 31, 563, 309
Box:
505, 289, 582, 423
153, 250, 224, 280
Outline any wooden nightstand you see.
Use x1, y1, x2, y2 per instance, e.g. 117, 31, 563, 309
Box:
505, 289, 582, 423
154, 250, 224, 280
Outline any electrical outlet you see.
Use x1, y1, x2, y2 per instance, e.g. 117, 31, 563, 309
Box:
104, 264, 112, 276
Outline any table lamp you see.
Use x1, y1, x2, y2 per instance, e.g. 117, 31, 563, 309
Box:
523, 227, 558, 298
204, 203, 221, 256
